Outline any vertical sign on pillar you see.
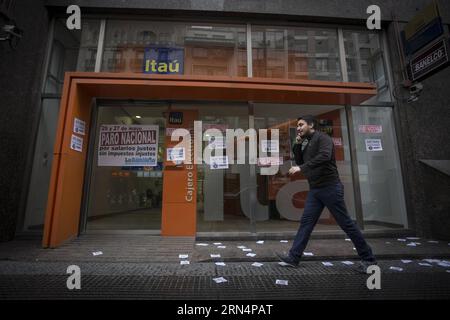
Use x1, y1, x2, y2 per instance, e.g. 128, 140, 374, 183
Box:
161, 110, 198, 236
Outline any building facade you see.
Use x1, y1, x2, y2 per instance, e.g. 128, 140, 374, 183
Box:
1, 0, 449, 247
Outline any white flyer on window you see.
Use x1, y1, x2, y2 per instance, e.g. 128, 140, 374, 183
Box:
167, 147, 185, 162
70, 134, 83, 152
207, 135, 226, 149
210, 156, 229, 170
365, 139, 383, 152
98, 125, 159, 166
73, 118, 86, 135
261, 140, 279, 153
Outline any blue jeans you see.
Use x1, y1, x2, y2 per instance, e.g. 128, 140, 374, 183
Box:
289, 181, 375, 262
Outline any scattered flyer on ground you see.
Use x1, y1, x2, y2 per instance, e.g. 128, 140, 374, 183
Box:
92, 251, 103, 256
213, 277, 228, 283
275, 279, 288, 286
98, 124, 159, 166
365, 139, 383, 152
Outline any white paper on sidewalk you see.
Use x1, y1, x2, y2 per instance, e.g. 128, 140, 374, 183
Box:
322, 262, 334, 266
213, 277, 228, 283
196, 243, 209, 246
278, 262, 289, 266
437, 262, 450, 268
213, 242, 222, 245
407, 242, 419, 247
345, 238, 351, 241
237, 246, 246, 249
215, 262, 226, 266
397, 239, 407, 242
180, 260, 190, 265
390, 266, 403, 271
256, 241, 264, 244
252, 262, 263, 267
341, 261, 354, 265
246, 253, 256, 257
210, 254, 221, 258
418, 263, 432, 267
401, 260, 413, 264
179, 254, 189, 259
242, 248, 252, 252
217, 246, 227, 249
303, 252, 314, 256
423, 259, 440, 263
280, 240, 288, 243
275, 280, 289, 286
92, 251, 103, 256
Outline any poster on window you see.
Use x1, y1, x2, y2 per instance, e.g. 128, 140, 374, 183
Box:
210, 156, 229, 170
261, 140, 279, 153
207, 136, 226, 149
167, 147, 185, 162
365, 139, 383, 152
98, 125, 159, 167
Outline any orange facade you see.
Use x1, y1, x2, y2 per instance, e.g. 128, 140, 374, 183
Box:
42, 73, 375, 248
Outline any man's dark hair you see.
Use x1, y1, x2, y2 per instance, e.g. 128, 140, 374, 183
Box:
297, 115, 318, 129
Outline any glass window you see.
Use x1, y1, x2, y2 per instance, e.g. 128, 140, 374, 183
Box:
252, 26, 342, 81
351, 106, 408, 229
343, 30, 391, 103
101, 20, 247, 76
85, 104, 168, 230
173, 103, 251, 233
253, 104, 356, 232
44, 19, 100, 94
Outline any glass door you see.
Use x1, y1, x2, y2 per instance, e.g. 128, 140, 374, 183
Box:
84, 102, 167, 231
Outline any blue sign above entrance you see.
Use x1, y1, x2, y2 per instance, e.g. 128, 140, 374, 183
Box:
143, 47, 184, 74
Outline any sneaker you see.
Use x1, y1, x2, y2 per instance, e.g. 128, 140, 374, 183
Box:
356, 260, 378, 274
276, 252, 299, 268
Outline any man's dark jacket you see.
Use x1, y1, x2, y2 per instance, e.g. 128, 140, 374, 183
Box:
292, 130, 340, 189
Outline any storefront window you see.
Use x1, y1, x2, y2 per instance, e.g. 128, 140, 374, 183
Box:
101, 20, 247, 76
351, 106, 407, 228
85, 104, 167, 230
253, 104, 356, 232
252, 26, 342, 81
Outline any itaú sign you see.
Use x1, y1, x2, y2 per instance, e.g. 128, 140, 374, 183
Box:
410, 37, 449, 81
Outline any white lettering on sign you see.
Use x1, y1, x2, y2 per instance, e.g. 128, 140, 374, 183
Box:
185, 164, 195, 202
414, 48, 444, 72
98, 125, 159, 167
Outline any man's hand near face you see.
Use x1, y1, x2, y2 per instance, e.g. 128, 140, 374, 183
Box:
288, 166, 301, 175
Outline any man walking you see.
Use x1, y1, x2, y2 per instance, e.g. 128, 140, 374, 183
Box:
276, 115, 376, 273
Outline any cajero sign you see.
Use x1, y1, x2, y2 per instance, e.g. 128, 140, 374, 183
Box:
143, 47, 184, 74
